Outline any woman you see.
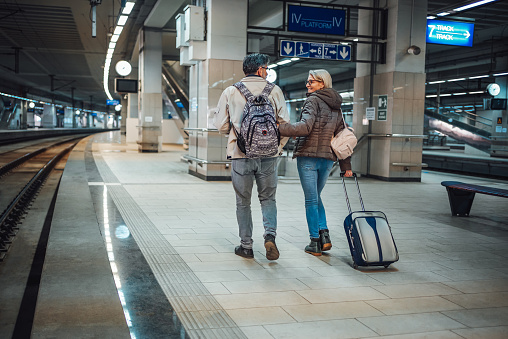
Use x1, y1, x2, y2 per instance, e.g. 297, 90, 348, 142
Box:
279, 69, 353, 256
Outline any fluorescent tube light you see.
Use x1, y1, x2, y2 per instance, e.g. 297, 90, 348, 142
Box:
453, 92, 467, 95
268, 64, 277, 69
426, 94, 438, 97
448, 78, 466, 82
440, 94, 452, 96
109, 42, 116, 49
113, 26, 123, 35
469, 75, 489, 79
111, 34, 120, 43
454, 0, 497, 12
469, 91, 485, 94
427, 15, 436, 19
277, 60, 291, 65
437, 12, 450, 16
291, 57, 300, 61
428, 80, 445, 84
117, 15, 128, 26
122, 2, 135, 15
493, 72, 508, 76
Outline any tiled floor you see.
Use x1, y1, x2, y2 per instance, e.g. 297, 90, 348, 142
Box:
91, 132, 508, 339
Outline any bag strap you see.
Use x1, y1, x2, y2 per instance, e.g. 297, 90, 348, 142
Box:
260, 82, 275, 98
233, 82, 254, 101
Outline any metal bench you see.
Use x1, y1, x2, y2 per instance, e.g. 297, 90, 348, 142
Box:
441, 181, 508, 217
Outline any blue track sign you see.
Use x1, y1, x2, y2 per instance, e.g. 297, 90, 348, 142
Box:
288, 5, 346, 36
107, 99, 120, 106
309, 43, 323, 58
280, 40, 351, 62
280, 40, 295, 57
426, 19, 474, 47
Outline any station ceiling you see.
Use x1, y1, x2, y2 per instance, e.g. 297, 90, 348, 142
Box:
0, 0, 506, 111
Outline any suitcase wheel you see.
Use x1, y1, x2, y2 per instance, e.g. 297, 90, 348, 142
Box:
384, 264, 390, 268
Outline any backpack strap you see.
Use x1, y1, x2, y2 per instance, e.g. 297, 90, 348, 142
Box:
261, 82, 275, 98
233, 82, 254, 101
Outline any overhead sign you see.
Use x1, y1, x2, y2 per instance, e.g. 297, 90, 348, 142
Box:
107, 99, 120, 106
426, 19, 474, 47
280, 40, 351, 61
288, 5, 346, 36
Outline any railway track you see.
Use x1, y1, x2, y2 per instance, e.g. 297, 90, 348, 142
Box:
0, 137, 85, 260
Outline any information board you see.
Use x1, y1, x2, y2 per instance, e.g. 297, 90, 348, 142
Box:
426, 19, 474, 47
280, 40, 351, 61
288, 5, 345, 36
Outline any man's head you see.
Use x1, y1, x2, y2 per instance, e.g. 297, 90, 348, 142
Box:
243, 53, 270, 78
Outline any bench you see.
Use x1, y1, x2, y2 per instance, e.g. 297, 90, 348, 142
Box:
441, 181, 508, 217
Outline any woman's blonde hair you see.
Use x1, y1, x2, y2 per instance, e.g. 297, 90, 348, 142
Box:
309, 69, 332, 88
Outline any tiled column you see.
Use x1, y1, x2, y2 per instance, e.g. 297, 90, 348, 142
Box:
186, 0, 247, 180
137, 28, 163, 152
353, 0, 427, 181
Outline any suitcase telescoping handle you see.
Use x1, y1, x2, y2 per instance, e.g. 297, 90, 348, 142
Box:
340, 172, 365, 214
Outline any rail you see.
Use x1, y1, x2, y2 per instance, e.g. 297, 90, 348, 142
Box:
182, 155, 230, 167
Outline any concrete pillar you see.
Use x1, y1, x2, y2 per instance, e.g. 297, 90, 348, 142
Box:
120, 96, 127, 135
64, 107, 73, 128
19, 100, 27, 129
185, 0, 247, 180
137, 27, 163, 152
353, 0, 427, 181
41, 104, 56, 128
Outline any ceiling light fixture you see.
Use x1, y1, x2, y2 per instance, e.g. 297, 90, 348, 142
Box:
454, 0, 497, 12
447, 78, 466, 82
453, 92, 467, 95
493, 72, 508, 76
427, 15, 436, 19
469, 91, 485, 94
469, 75, 489, 79
122, 2, 135, 15
103, 2, 135, 101
277, 60, 291, 65
437, 12, 450, 16
428, 80, 445, 84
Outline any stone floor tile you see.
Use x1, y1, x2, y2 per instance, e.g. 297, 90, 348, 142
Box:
216, 291, 309, 309
433, 268, 508, 281
368, 330, 464, 339
443, 307, 508, 327
357, 312, 465, 336
369, 271, 451, 285
283, 301, 383, 321
187, 260, 264, 272
194, 270, 248, 283
241, 325, 275, 339
442, 279, 508, 293
296, 286, 389, 303
452, 326, 508, 339
298, 274, 383, 289
264, 319, 377, 339
222, 279, 310, 294
372, 283, 462, 299
365, 296, 463, 315
239, 267, 319, 280
225, 306, 295, 326
203, 282, 230, 295
173, 246, 218, 254
443, 291, 508, 309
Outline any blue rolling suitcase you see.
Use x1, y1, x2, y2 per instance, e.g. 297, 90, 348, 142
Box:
341, 173, 399, 269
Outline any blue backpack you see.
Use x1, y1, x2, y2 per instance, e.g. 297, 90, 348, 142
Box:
233, 82, 280, 158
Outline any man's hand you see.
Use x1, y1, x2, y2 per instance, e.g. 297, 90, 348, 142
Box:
344, 170, 353, 177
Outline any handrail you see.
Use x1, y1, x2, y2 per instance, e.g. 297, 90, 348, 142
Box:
184, 128, 220, 132
365, 133, 427, 138
182, 154, 230, 166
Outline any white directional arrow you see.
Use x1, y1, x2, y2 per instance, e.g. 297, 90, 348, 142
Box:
329, 50, 337, 54
310, 49, 317, 53
284, 43, 293, 55
340, 47, 349, 59
465, 31, 470, 38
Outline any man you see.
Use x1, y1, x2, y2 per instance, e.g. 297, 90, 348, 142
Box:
213, 53, 289, 260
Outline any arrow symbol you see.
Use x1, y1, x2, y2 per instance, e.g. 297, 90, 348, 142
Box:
310, 49, 317, 53
284, 43, 293, 55
329, 50, 337, 54
465, 31, 470, 38
340, 47, 349, 59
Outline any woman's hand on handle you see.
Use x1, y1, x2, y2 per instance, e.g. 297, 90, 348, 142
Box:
344, 170, 353, 177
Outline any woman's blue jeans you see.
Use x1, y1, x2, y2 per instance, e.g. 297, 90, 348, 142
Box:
297, 157, 334, 239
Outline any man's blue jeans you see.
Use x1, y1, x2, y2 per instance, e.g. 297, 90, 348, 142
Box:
297, 156, 334, 239
231, 157, 278, 249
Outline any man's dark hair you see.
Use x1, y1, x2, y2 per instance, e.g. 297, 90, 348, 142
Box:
243, 53, 270, 75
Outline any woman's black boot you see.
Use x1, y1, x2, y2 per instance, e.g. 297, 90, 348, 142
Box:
304, 238, 322, 256
319, 229, 332, 251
